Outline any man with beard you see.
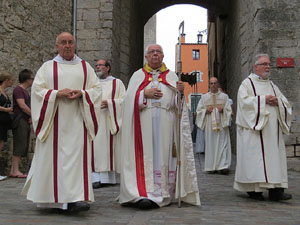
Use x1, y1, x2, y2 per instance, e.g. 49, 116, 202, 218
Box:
91, 59, 125, 189
234, 54, 292, 201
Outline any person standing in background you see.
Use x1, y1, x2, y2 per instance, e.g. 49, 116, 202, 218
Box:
0, 71, 14, 181
91, 59, 125, 189
9, 69, 33, 178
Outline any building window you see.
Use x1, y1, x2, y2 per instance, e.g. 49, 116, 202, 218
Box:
193, 71, 203, 82
192, 49, 200, 60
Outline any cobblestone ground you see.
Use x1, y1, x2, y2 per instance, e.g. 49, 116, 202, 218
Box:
0, 154, 299, 225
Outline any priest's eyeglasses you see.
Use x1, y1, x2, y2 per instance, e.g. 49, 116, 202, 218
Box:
147, 49, 163, 55
257, 62, 271, 67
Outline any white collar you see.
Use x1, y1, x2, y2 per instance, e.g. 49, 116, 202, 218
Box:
99, 75, 115, 82
53, 54, 82, 65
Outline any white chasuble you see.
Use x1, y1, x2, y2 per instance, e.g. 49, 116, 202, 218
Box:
118, 66, 200, 207
196, 91, 232, 171
92, 76, 125, 177
234, 73, 292, 192
22, 58, 102, 203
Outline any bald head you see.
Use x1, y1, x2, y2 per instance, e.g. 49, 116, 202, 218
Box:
209, 77, 219, 93
56, 32, 76, 61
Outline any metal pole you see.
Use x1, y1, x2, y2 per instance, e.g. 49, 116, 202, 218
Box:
73, 0, 77, 40
177, 21, 184, 208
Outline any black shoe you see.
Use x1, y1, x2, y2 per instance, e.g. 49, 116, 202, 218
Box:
218, 169, 229, 175
67, 201, 90, 212
136, 199, 159, 210
207, 171, 217, 174
269, 188, 292, 201
247, 192, 265, 201
92, 181, 102, 189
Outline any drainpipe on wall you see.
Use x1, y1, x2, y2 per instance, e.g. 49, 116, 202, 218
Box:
73, 0, 77, 39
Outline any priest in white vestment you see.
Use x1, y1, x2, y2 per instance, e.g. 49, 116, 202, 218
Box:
91, 59, 125, 189
22, 32, 102, 212
196, 77, 232, 175
234, 54, 292, 201
118, 44, 200, 209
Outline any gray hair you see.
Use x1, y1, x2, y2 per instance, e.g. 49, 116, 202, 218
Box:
145, 44, 164, 56
254, 54, 269, 65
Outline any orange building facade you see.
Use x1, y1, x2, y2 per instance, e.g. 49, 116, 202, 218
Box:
176, 34, 208, 112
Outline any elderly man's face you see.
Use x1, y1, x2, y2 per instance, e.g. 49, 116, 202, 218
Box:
145, 45, 164, 70
209, 77, 219, 93
56, 33, 76, 61
255, 56, 271, 80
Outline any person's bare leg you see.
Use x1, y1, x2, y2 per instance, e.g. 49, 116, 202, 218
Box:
10, 155, 24, 176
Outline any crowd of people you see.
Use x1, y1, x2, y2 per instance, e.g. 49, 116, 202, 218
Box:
0, 32, 292, 213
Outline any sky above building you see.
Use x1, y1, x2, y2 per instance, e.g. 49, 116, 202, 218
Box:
156, 4, 207, 71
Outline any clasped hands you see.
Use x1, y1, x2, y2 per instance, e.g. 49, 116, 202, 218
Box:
206, 106, 223, 114
266, 95, 278, 106
144, 81, 185, 99
57, 88, 82, 99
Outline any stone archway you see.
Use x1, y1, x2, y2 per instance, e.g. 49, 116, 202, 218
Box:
79, 0, 300, 150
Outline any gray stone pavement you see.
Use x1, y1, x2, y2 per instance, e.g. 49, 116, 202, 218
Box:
0, 154, 299, 225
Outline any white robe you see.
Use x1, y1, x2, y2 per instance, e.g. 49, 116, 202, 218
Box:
118, 68, 200, 207
196, 91, 232, 171
22, 56, 102, 204
234, 73, 292, 192
92, 76, 125, 183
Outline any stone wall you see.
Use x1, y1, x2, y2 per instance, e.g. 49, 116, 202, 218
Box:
217, 0, 300, 151
0, 0, 73, 174
76, 0, 145, 86
144, 15, 157, 64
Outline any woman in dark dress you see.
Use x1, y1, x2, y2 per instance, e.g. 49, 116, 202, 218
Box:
0, 71, 14, 181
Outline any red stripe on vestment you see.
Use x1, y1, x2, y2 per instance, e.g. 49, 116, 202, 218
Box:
53, 61, 59, 202
111, 79, 119, 133
259, 131, 268, 183
281, 100, 289, 130
81, 60, 87, 90
91, 141, 95, 172
133, 69, 171, 197
248, 78, 260, 130
248, 77, 268, 183
83, 123, 89, 200
134, 75, 151, 197
35, 90, 53, 137
109, 79, 118, 171
84, 91, 98, 135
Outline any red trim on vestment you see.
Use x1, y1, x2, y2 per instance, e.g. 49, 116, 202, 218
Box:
281, 100, 289, 130
248, 78, 260, 130
248, 77, 268, 183
35, 90, 53, 137
53, 61, 59, 203
83, 123, 89, 200
91, 141, 95, 172
82, 60, 87, 90
259, 131, 268, 183
109, 79, 118, 171
111, 79, 119, 133
84, 91, 98, 135
133, 69, 170, 197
